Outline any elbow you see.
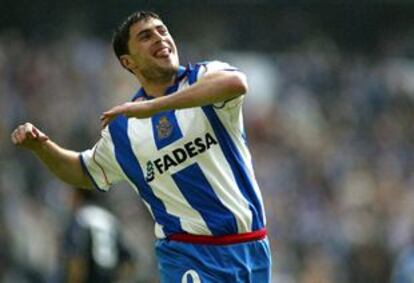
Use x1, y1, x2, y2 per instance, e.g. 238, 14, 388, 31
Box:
229, 71, 248, 96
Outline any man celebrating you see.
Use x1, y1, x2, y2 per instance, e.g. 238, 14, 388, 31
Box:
11, 11, 271, 282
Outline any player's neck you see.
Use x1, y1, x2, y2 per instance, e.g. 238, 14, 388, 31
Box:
137, 74, 176, 98
141, 83, 170, 97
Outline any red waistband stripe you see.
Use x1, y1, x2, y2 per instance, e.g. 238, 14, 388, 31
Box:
167, 228, 267, 245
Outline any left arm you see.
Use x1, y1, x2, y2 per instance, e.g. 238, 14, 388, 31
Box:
101, 71, 248, 127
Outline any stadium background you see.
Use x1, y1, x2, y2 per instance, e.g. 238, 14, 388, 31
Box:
1, 1, 414, 282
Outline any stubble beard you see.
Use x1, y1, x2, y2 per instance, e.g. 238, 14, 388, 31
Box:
141, 62, 179, 84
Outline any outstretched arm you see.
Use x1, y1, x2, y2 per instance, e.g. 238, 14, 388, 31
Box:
11, 123, 92, 189
100, 70, 248, 127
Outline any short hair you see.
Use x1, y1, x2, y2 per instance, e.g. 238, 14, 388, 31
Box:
112, 11, 161, 61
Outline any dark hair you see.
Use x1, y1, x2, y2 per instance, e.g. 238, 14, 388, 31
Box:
112, 11, 161, 61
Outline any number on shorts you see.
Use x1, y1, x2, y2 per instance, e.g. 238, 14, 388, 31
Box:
181, 269, 201, 283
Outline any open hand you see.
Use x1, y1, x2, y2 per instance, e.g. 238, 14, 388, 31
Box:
100, 100, 157, 128
11, 123, 49, 150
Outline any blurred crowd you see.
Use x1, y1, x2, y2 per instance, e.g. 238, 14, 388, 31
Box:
1, 29, 414, 283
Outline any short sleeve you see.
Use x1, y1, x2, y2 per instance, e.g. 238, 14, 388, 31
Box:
198, 61, 238, 76
196, 61, 245, 111
80, 128, 124, 192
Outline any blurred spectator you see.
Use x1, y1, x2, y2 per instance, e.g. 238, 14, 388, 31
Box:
56, 189, 136, 283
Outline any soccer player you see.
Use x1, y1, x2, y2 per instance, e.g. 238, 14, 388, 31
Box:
58, 189, 135, 283
11, 11, 271, 282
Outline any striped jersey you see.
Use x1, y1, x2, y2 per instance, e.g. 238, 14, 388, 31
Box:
80, 61, 266, 239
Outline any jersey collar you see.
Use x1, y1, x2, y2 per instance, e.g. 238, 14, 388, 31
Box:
132, 65, 188, 101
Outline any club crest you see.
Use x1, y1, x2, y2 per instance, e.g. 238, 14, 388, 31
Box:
157, 116, 173, 139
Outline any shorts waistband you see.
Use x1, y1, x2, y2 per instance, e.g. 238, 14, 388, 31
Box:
167, 228, 267, 245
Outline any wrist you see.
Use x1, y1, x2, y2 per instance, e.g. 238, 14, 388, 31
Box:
32, 139, 52, 155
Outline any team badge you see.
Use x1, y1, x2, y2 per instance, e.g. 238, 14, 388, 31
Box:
157, 116, 173, 139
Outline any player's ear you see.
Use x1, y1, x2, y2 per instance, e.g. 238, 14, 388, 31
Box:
120, 54, 136, 72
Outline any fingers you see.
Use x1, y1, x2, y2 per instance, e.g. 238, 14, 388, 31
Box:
100, 112, 114, 128
11, 124, 30, 144
11, 122, 49, 146
11, 131, 18, 144
100, 115, 112, 129
25, 123, 37, 139
100, 104, 129, 128
32, 127, 49, 142
100, 100, 153, 128
103, 104, 127, 117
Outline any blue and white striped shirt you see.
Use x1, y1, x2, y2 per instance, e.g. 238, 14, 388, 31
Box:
81, 61, 266, 239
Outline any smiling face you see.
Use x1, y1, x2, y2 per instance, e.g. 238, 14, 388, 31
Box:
120, 18, 179, 83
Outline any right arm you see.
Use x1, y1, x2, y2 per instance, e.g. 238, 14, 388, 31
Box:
11, 123, 92, 189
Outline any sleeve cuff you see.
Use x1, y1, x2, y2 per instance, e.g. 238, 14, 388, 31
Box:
79, 154, 108, 192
